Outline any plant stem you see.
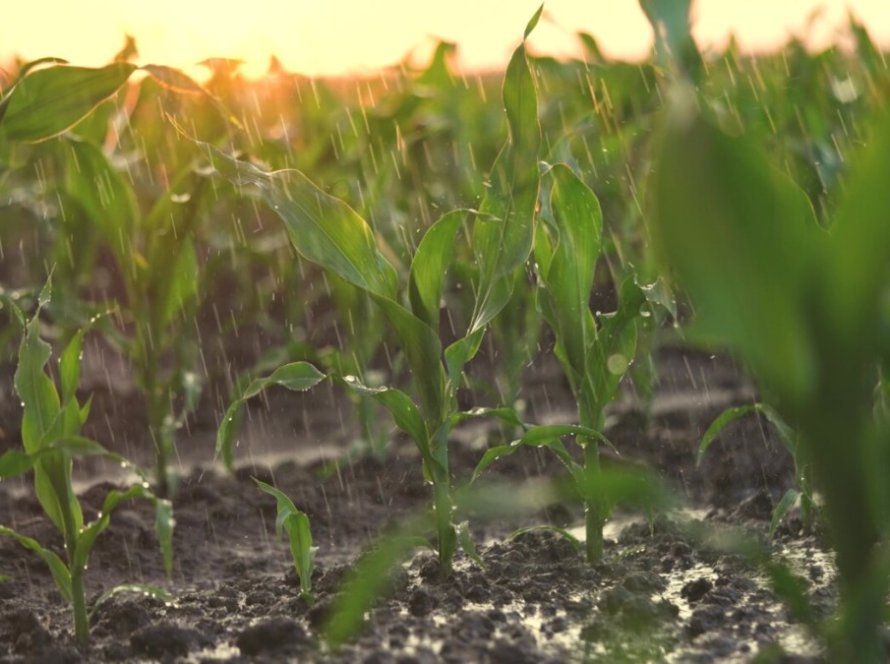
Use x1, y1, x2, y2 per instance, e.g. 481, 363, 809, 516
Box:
432, 470, 455, 576
140, 327, 173, 498
148, 382, 171, 499
802, 380, 880, 661
70, 568, 89, 646
583, 441, 605, 563
59, 474, 89, 645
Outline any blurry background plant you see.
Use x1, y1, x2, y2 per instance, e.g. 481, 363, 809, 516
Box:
643, 1, 890, 658
0, 42, 249, 496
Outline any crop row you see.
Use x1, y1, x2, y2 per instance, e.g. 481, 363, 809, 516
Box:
1, 2, 889, 659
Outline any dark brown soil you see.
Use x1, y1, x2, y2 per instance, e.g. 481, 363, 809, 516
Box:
0, 346, 836, 663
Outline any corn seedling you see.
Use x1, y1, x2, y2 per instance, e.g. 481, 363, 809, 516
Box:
211, 9, 547, 576
471, 164, 647, 563
255, 479, 315, 602
699, 403, 814, 538
0, 284, 173, 645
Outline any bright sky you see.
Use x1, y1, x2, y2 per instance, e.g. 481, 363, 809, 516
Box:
1, 1, 887, 78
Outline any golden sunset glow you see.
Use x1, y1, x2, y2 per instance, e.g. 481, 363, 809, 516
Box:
2, 0, 888, 78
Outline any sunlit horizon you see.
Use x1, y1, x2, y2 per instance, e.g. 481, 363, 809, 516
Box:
2, 0, 888, 80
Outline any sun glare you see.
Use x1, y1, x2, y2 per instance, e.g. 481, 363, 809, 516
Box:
2, 0, 888, 78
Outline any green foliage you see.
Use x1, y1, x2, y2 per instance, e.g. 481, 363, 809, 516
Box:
210, 21, 542, 577
0, 62, 136, 142
0, 287, 173, 645
472, 162, 648, 562
0, 10, 887, 659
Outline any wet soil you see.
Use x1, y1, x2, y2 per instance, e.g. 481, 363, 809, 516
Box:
0, 346, 838, 662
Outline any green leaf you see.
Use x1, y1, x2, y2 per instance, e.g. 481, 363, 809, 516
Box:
827, 112, 890, 350
59, 329, 86, 406
255, 479, 314, 599
639, 0, 702, 79
456, 521, 484, 568
524, 4, 545, 40
446, 406, 524, 432
698, 405, 758, 466
368, 295, 445, 422
518, 423, 616, 453
510, 525, 582, 552
408, 209, 465, 328
0, 63, 135, 142
59, 314, 106, 410
649, 108, 822, 404
155, 237, 200, 326
37, 280, 52, 308
13, 304, 76, 538
15, 315, 60, 451
443, 329, 484, 389
756, 404, 797, 456
471, 424, 606, 482
0, 293, 25, 329
698, 403, 796, 466
468, 39, 540, 336
243, 361, 326, 397
587, 277, 645, 420
324, 514, 432, 645
216, 402, 246, 472
0, 450, 38, 478
217, 362, 325, 471
201, 145, 397, 300
63, 137, 138, 255
471, 443, 520, 483
0, 436, 121, 479
536, 164, 602, 394
770, 489, 800, 540
72, 484, 165, 575
0, 525, 72, 601
339, 376, 440, 474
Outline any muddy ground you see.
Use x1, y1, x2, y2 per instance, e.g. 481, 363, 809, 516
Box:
0, 345, 840, 662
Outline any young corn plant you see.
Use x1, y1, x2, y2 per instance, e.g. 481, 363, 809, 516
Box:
214, 10, 547, 576
648, 82, 890, 661
698, 403, 814, 538
255, 479, 315, 603
0, 285, 173, 646
472, 164, 646, 562
60, 134, 208, 498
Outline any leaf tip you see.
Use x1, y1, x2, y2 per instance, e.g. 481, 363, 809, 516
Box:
524, 4, 545, 40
